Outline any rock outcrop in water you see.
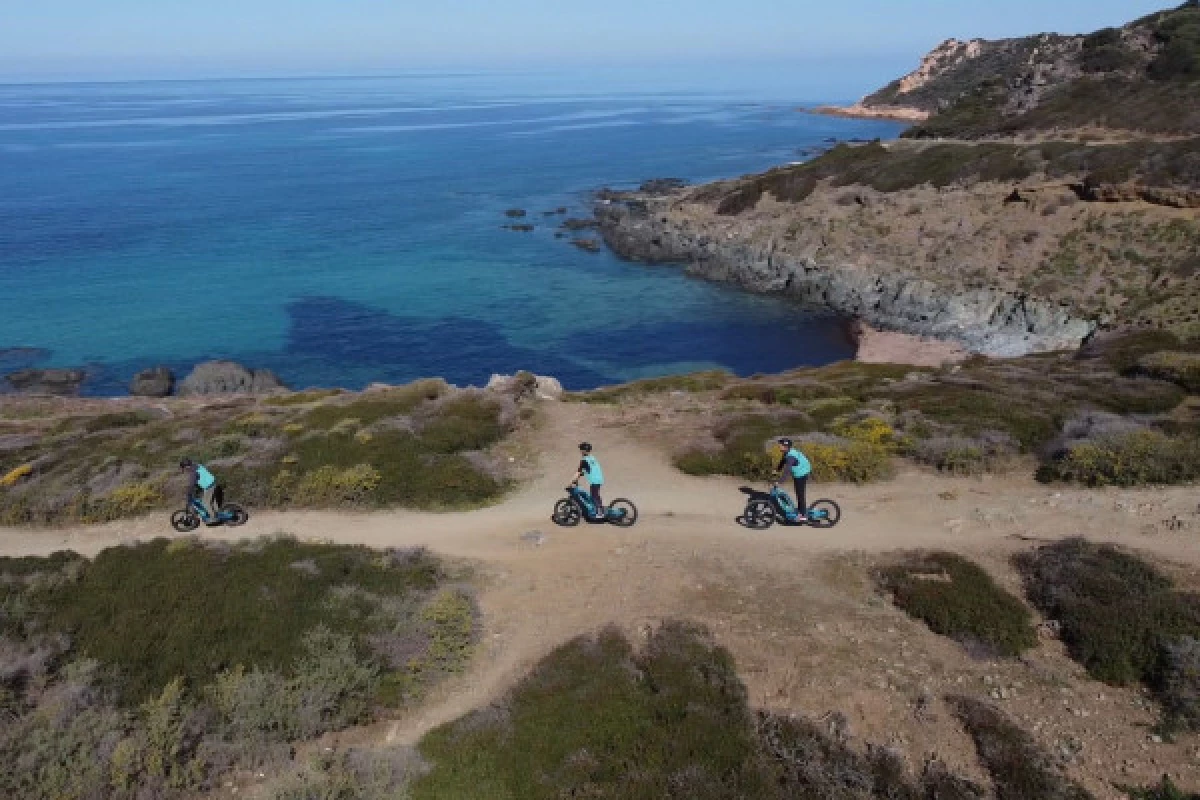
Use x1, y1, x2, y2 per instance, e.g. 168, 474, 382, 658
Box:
129, 366, 175, 397
4, 368, 87, 396
595, 190, 1095, 357
178, 361, 285, 396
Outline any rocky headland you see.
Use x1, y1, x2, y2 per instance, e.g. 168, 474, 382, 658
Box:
597, 2, 1200, 356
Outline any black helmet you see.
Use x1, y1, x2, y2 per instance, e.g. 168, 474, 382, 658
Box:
179, 457, 193, 469
578, 442, 593, 453
777, 438, 793, 448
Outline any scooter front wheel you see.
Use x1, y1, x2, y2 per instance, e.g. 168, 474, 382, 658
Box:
553, 498, 582, 527
223, 504, 249, 527
171, 509, 200, 533
607, 498, 638, 528
743, 500, 775, 530
806, 499, 841, 529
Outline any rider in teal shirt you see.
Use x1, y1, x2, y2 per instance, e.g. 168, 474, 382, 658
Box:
575, 442, 604, 516
774, 438, 812, 520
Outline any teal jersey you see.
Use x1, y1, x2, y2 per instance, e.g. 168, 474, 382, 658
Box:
581, 455, 604, 485
786, 449, 811, 478
196, 464, 216, 489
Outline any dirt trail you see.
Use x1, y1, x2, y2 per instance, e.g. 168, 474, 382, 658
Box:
4, 400, 1200, 796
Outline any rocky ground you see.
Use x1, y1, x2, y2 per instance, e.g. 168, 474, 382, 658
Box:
595, 146, 1199, 354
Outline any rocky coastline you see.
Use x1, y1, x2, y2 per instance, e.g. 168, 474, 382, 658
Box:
594, 190, 1096, 357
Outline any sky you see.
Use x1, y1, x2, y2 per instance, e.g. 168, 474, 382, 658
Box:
0, 0, 1175, 88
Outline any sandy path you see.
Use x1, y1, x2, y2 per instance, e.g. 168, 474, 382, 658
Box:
3, 400, 1199, 796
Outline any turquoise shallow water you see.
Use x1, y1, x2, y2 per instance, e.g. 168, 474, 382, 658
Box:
0, 72, 904, 394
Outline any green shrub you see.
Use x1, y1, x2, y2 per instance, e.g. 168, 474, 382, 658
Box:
1136, 351, 1200, 392
414, 622, 772, 800
674, 414, 810, 480
83, 482, 165, 523
913, 432, 1018, 475
1037, 429, 1200, 487
417, 395, 507, 453
949, 696, 1094, 800
260, 750, 416, 800
301, 381, 447, 429
284, 464, 382, 507
572, 370, 732, 403
878, 553, 1038, 657
1015, 539, 1200, 691
1128, 776, 1200, 800
40, 538, 445, 704
801, 434, 894, 483
81, 411, 154, 433
414, 621, 985, 800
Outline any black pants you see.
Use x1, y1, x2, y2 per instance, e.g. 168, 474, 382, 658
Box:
590, 484, 603, 513
793, 476, 808, 515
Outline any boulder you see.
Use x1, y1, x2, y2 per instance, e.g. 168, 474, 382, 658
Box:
561, 218, 598, 231
129, 366, 175, 397
4, 368, 86, 396
178, 361, 285, 396
504, 208, 527, 218
487, 372, 563, 400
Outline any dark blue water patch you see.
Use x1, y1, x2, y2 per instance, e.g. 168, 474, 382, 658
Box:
0, 347, 50, 373
571, 315, 855, 377
280, 296, 609, 388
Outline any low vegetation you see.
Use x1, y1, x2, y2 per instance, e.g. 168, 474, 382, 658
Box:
0, 379, 524, 525
877, 552, 1038, 658
0, 538, 475, 799
897, 2, 1200, 138
950, 695, 1095, 800
703, 138, 1200, 217
578, 333, 1198, 488
1015, 539, 1200, 730
413, 622, 994, 799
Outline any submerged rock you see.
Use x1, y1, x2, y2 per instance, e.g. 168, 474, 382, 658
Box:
504, 208, 527, 218
4, 368, 86, 396
178, 361, 285, 396
571, 238, 602, 253
129, 366, 176, 397
560, 218, 598, 231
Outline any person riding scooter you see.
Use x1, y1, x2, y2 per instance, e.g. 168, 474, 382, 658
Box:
774, 438, 811, 521
573, 442, 605, 518
179, 457, 219, 525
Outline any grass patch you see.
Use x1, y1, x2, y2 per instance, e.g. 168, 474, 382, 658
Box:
1016, 539, 1200, 730
877, 552, 1038, 657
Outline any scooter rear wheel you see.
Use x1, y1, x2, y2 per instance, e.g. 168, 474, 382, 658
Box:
171, 509, 200, 533
608, 498, 637, 528
553, 498, 582, 527
743, 500, 775, 529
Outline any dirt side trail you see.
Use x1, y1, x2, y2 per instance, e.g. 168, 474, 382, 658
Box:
3, 399, 1199, 797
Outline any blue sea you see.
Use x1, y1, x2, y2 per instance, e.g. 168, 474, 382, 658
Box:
0, 72, 904, 394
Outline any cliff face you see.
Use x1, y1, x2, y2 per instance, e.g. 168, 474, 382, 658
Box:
595, 192, 1095, 357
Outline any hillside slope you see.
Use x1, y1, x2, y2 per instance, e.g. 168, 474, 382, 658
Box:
857, 1, 1200, 136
